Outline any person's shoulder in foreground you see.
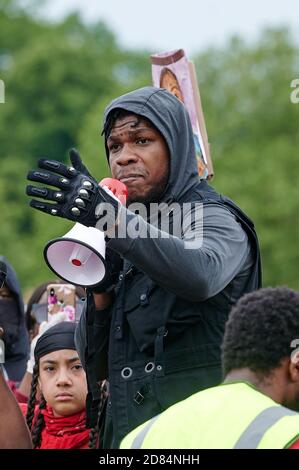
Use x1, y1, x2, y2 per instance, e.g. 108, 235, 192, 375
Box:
121, 287, 299, 449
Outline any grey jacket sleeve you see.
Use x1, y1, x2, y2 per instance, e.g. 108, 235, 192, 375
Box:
107, 203, 252, 302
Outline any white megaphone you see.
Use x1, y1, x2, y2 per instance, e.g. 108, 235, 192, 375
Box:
44, 178, 128, 287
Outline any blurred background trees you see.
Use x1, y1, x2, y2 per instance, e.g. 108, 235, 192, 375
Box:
0, 0, 298, 294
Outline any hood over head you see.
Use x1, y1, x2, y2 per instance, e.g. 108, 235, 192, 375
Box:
0, 256, 29, 381
0, 256, 24, 316
103, 87, 199, 203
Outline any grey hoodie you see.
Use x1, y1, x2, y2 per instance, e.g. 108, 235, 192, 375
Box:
104, 86, 199, 204
104, 87, 252, 301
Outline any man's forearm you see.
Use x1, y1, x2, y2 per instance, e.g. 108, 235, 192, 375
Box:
0, 372, 32, 448
107, 204, 251, 301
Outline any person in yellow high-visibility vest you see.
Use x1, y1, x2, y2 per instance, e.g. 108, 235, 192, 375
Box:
121, 287, 299, 449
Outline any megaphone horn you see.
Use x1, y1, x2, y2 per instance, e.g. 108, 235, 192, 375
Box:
44, 224, 107, 287
44, 178, 128, 288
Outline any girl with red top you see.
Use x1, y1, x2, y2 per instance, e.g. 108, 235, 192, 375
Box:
21, 321, 100, 449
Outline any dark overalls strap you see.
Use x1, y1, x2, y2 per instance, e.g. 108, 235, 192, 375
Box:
85, 289, 102, 427
191, 180, 262, 289
219, 195, 262, 289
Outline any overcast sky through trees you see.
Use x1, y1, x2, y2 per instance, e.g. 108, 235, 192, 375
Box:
42, 0, 299, 55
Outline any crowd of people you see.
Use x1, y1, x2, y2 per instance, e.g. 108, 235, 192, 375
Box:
0, 86, 298, 450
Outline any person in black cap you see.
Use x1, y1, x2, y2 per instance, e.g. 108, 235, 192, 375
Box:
21, 321, 100, 449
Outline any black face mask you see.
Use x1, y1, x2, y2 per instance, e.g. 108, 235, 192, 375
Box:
0, 298, 19, 347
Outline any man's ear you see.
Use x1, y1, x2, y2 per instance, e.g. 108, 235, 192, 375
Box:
289, 349, 299, 382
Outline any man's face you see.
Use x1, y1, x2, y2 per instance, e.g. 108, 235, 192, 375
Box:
39, 349, 87, 417
107, 114, 170, 205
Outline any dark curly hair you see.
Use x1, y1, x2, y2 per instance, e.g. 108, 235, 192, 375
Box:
222, 287, 299, 376
102, 108, 143, 143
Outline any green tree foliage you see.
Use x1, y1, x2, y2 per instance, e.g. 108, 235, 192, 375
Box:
0, 1, 298, 294
193, 28, 299, 288
0, 2, 150, 291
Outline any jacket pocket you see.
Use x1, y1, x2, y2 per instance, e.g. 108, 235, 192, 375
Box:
123, 274, 166, 353
123, 273, 156, 312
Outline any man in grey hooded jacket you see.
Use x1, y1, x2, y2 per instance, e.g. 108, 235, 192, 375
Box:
26, 87, 261, 448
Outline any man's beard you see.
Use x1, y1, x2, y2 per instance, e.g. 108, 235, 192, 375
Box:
127, 172, 169, 207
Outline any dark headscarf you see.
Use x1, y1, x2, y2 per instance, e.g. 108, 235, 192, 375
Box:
34, 321, 76, 362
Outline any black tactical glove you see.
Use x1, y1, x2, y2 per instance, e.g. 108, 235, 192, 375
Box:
26, 149, 120, 229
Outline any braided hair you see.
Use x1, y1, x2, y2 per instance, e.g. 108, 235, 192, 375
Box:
31, 396, 47, 449
26, 362, 47, 449
88, 381, 108, 449
88, 408, 101, 449
26, 362, 39, 431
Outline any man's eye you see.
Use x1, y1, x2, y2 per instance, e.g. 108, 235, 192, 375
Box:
109, 143, 120, 152
73, 364, 83, 371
